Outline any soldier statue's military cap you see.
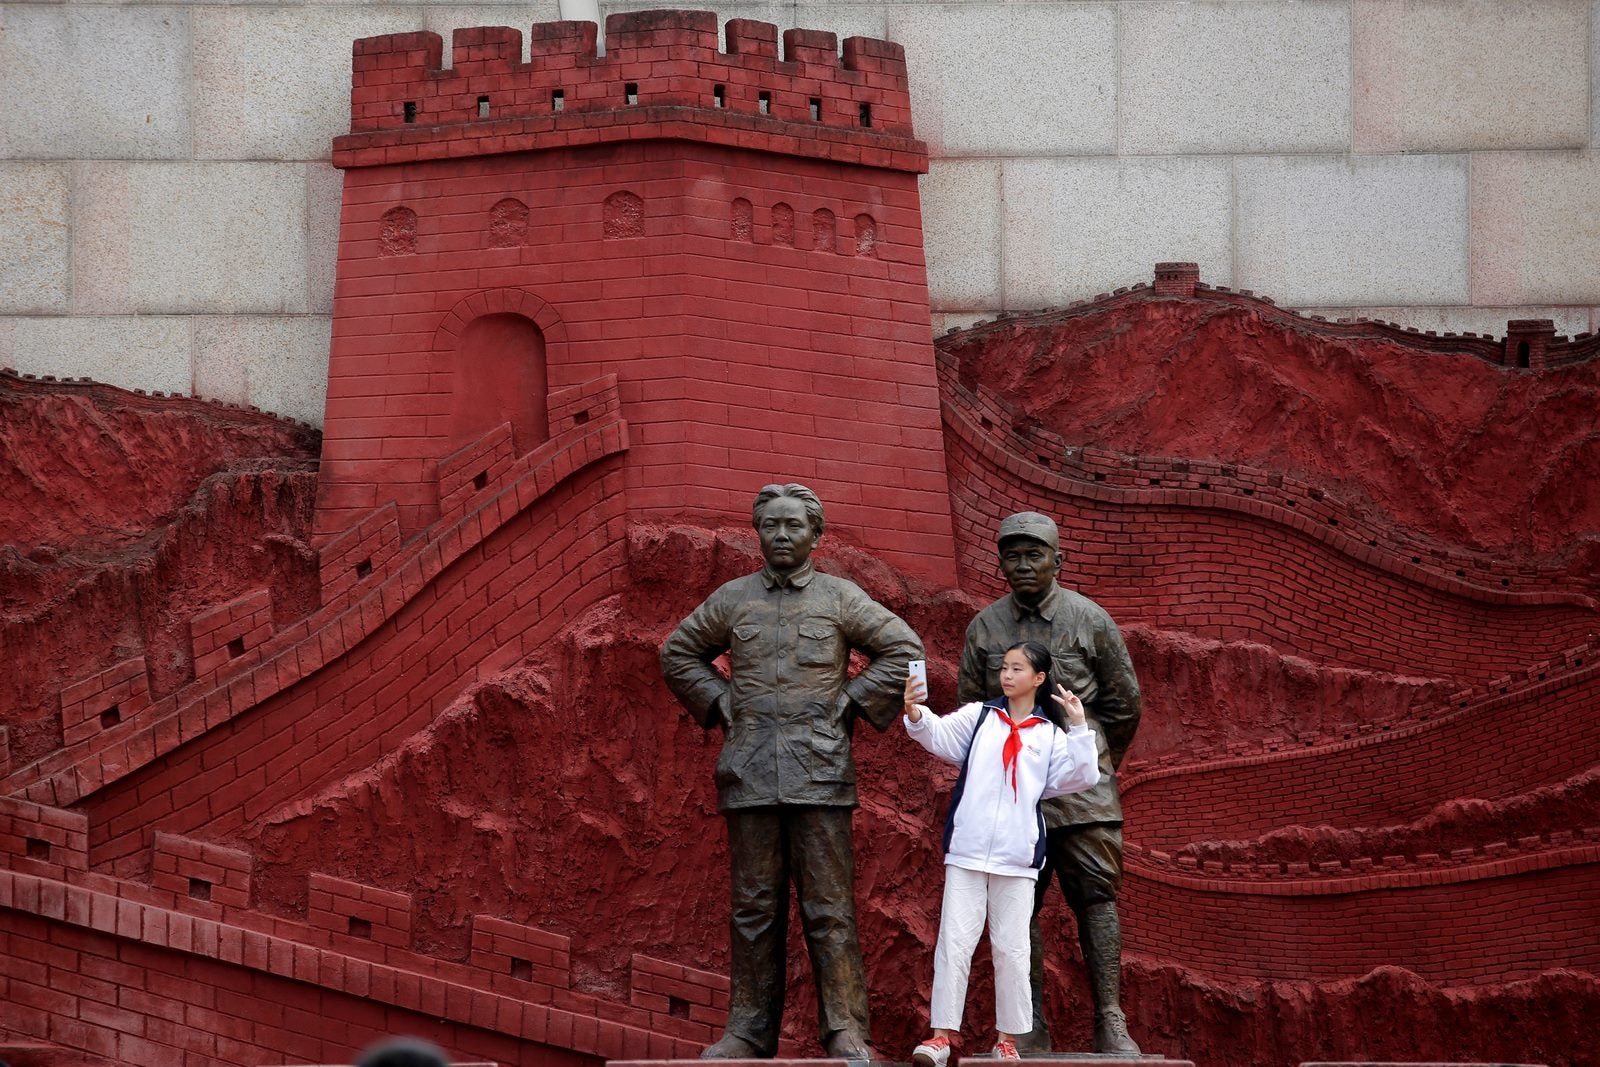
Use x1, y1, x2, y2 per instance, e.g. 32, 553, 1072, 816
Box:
996, 511, 1060, 551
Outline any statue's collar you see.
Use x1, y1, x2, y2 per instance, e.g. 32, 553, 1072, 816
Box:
1009, 582, 1062, 622
760, 561, 816, 590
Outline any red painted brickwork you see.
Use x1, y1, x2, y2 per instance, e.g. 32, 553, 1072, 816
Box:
436, 423, 516, 517
189, 589, 274, 683
315, 12, 956, 580
548, 372, 622, 436
947, 274, 1600, 369
309, 873, 413, 948
2, 408, 625, 815
0, 796, 88, 879
336, 12, 918, 166
150, 832, 251, 910
5, 12, 1600, 1065
941, 381, 1597, 685
1121, 857, 1600, 984
470, 915, 570, 986
0, 855, 717, 1064
59, 658, 152, 749
318, 503, 403, 603
1121, 653, 1600, 852
80, 448, 631, 869
0, 903, 606, 1066
630, 954, 732, 1032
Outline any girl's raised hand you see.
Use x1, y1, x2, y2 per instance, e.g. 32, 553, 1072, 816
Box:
1052, 683, 1087, 727
903, 674, 928, 721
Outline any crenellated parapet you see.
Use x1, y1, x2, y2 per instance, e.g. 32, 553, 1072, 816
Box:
944, 263, 1600, 370
334, 11, 923, 171
0, 827, 729, 1062
1, 366, 319, 437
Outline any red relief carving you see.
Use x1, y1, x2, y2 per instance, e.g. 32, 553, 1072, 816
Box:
379, 206, 418, 256
602, 190, 645, 240
487, 197, 529, 248
3, 10, 1599, 1064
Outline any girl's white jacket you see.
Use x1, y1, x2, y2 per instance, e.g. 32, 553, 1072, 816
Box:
905, 700, 1101, 879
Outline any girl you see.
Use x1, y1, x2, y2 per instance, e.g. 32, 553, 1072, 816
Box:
903, 641, 1101, 1064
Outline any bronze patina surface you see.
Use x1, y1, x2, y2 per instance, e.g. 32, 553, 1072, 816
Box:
661, 484, 922, 1060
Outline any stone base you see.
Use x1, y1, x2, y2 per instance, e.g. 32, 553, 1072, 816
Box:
608, 1059, 1185, 1066
608, 1061, 906, 1067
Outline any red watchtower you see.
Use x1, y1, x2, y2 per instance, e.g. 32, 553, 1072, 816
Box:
316, 10, 956, 579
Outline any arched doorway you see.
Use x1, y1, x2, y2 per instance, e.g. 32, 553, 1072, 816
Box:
448, 312, 549, 454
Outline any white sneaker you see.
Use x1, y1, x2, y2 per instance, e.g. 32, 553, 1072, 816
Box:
911, 1035, 952, 1067
991, 1037, 1021, 1060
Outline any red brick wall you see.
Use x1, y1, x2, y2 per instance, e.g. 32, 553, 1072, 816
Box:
315, 12, 956, 580
942, 380, 1597, 685
1122, 658, 1600, 851
82, 454, 630, 870
6, 409, 626, 815
189, 590, 274, 684
1121, 855, 1600, 984
0, 907, 601, 1066
60, 658, 152, 750
150, 832, 252, 910
0, 858, 716, 1065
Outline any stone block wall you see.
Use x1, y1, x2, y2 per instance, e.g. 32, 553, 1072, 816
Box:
1, 0, 1597, 424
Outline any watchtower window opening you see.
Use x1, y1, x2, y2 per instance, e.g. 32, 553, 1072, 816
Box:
472, 470, 489, 491
477, 95, 490, 118
403, 101, 417, 123
625, 83, 639, 105
25, 837, 49, 861
227, 636, 246, 658
510, 957, 533, 981
859, 103, 872, 127
1517, 341, 1531, 368
809, 98, 821, 121
348, 917, 372, 939
99, 704, 121, 729
713, 84, 725, 108
552, 89, 564, 112
355, 557, 373, 580
758, 91, 771, 115
188, 877, 212, 901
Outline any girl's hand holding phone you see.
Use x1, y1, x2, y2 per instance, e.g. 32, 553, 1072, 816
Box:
903, 670, 928, 722
1052, 683, 1087, 727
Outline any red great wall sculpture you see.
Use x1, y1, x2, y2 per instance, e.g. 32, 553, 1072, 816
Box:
1, 11, 1596, 1067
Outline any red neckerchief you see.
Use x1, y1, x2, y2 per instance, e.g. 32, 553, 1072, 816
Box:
995, 707, 1046, 800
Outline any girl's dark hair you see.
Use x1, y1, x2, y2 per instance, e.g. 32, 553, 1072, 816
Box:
1005, 640, 1063, 727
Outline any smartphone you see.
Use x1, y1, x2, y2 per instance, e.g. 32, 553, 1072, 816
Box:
907, 660, 927, 693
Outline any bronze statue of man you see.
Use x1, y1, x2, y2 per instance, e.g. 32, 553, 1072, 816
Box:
660, 483, 922, 1060
957, 511, 1142, 1054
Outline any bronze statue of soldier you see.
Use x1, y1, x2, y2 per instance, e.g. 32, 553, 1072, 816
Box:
957, 511, 1142, 1054
660, 483, 923, 1060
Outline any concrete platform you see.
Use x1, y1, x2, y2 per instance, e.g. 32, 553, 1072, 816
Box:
609, 1058, 1185, 1066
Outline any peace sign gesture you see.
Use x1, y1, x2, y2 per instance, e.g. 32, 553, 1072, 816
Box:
1051, 683, 1087, 727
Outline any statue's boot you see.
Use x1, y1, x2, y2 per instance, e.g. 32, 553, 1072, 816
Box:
701, 1032, 764, 1060
1082, 902, 1141, 1055
822, 1029, 874, 1061
1013, 915, 1052, 1054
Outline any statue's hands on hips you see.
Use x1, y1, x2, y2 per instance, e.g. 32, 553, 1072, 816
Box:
833, 690, 855, 724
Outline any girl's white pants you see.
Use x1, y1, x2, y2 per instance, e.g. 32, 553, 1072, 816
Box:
929, 864, 1034, 1035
